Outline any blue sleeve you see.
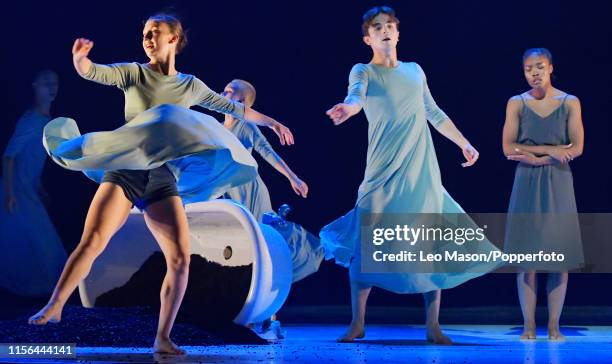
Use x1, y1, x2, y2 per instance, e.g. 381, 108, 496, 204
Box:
192, 78, 245, 119
251, 124, 280, 166
344, 63, 369, 106
3, 112, 38, 157
416, 63, 449, 127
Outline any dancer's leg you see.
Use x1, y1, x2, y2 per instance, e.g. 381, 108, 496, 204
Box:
517, 270, 538, 339
28, 183, 132, 324
546, 272, 568, 340
143, 196, 190, 355
423, 289, 452, 344
337, 280, 371, 342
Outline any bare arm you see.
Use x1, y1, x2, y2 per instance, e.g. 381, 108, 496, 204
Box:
252, 127, 308, 197
267, 158, 308, 198
565, 96, 584, 159
502, 97, 555, 156
502, 97, 573, 163
243, 107, 294, 145
419, 63, 478, 167
431, 119, 479, 167
503, 97, 556, 166
433, 118, 469, 149
194, 80, 294, 145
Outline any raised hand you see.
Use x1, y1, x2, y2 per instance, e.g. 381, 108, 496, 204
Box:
461, 143, 479, 167
72, 38, 94, 58
72, 38, 94, 75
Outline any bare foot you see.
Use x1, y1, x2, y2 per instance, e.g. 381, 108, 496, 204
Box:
336, 321, 365, 343
520, 329, 537, 340
28, 303, 62, 325
548, 326, 565, 341
154, 336, 186, 355
520, 322, 537, 340
426, 324, 452, 345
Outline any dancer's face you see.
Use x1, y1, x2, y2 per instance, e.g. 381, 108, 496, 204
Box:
523, 54, 553, 89
363, 14, 399, 51
142, 20, 178, 59
33, 72, 59, 104
221, 84, 242, 122
222, 85, 242, 102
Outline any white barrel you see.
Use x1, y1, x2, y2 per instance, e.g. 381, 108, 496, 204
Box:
79, 200, 292, 325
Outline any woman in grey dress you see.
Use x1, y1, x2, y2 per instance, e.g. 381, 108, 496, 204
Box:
28, 14, 293, 355
502, 48, 584, 341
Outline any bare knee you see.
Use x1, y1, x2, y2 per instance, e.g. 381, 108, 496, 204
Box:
518, 271, 537, 284
548, 272, 568, 285
166, 251, 190, 275
76, 230, 109, 258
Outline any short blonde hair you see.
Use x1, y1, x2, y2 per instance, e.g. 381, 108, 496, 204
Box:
228, 79, 256, 107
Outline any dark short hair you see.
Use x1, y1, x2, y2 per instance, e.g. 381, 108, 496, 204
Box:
361, 6, 400, 36
522, 48, 553, 65
146, 13, 188, 54
33, 69, 58, 83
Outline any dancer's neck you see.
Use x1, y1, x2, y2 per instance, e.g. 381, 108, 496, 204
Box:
33, 102, 52, 117
529, 84, 555, 100
370, 49, 399, 68
147, 56, 177, 76
224, 115, 238, 128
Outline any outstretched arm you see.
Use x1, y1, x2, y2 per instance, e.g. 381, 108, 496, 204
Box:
194, 80, 294, 145
327, 64, 367, 125
243, 107, 294, 146
433, 119, 479, 167
418, 64, 478, 167
253, 127, 308, 197
72, 38, 137, 88
326, 102, 361, 125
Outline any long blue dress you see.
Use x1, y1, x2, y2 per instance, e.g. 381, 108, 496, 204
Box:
0, 110, 67, 296
223, 120, 276, 221
223, 120, 324, 282
320, 62, 499, 293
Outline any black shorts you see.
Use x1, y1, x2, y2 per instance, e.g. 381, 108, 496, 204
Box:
101, 165, 179, 210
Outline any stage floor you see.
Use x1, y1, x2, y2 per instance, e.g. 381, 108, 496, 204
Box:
5, 324, 612, 363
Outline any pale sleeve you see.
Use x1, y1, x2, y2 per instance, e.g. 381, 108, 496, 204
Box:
343, 63, 369, 106
81, 62, 140, 90
192, 78, 245, 119
3, 112, 38, 157
416, 63, 449, 127
251, 124, 280, 166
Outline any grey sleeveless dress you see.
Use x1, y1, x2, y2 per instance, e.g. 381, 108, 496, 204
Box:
504, 94, 584, 270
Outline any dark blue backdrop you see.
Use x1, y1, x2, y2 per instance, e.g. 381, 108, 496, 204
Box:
1, 1, 610, 308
